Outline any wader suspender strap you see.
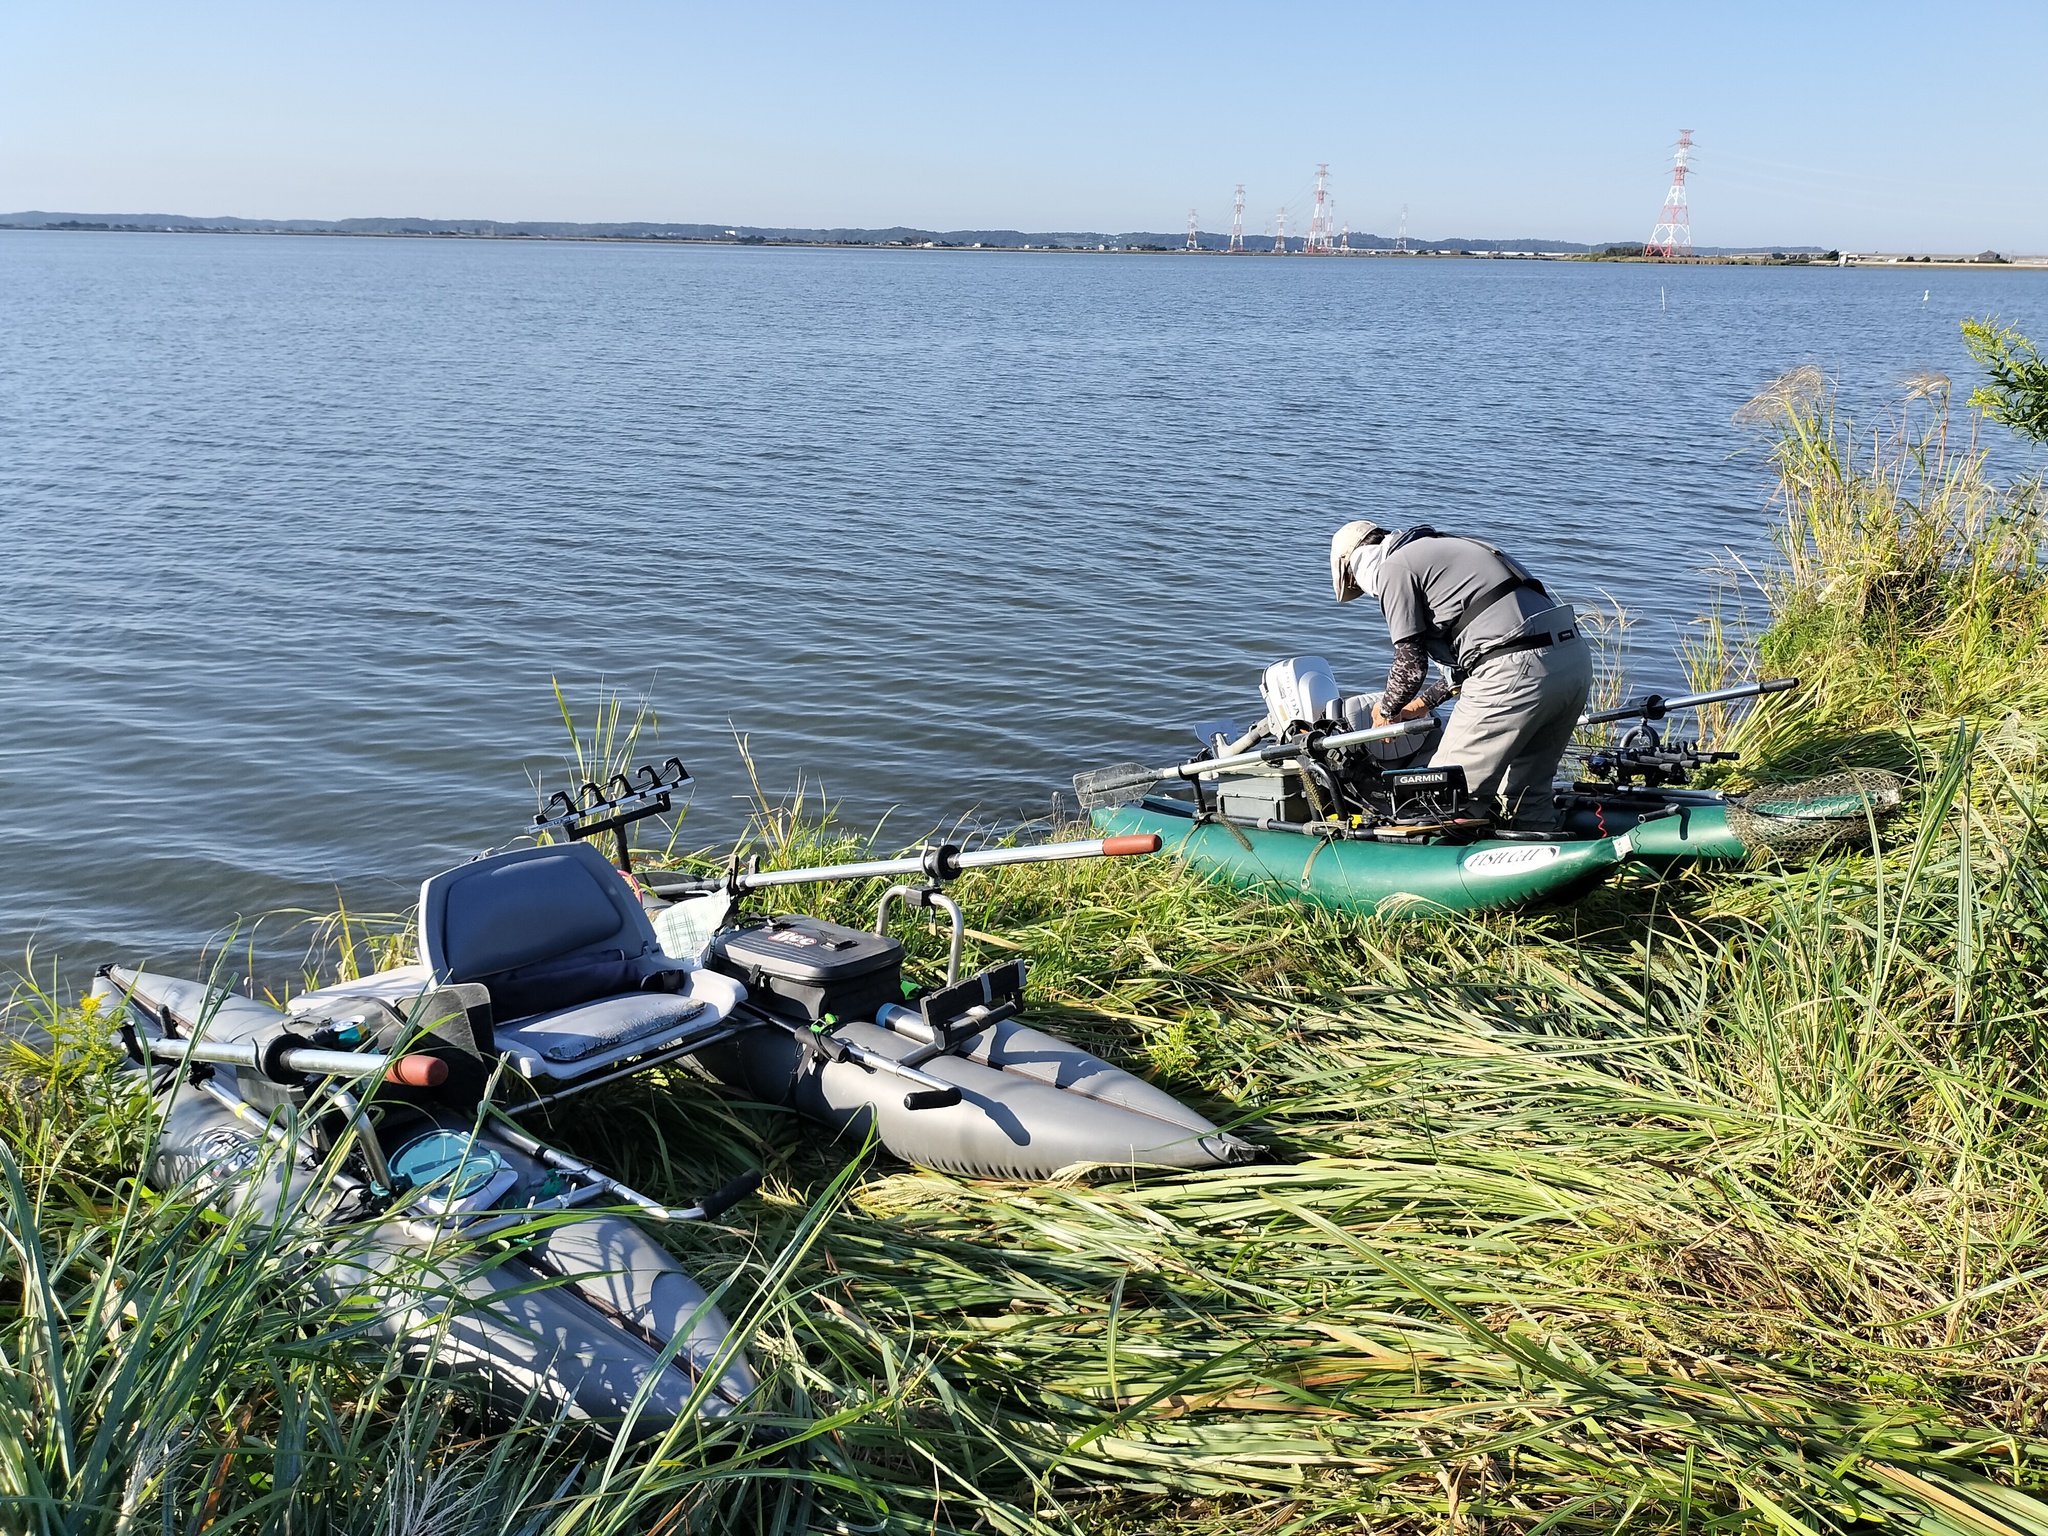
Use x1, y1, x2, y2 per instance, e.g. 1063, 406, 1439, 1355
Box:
1443, 571, 1548, 650
1388, 529, 1549, 678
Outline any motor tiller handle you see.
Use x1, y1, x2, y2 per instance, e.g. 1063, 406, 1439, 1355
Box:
1179, 717, 1434, 782
1073, 716, 1439, 809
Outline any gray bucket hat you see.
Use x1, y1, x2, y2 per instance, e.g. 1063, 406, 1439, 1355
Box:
1329, 519, 1386, 603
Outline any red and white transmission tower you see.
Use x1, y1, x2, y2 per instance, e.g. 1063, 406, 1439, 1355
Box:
1305, 163, 1335, 253
1229, 184, 1245, 251
1186, 209, 1199, 252
1646, 130, 1694, 259
1274, 207, 1288, 254
1395, 204, 1408, 254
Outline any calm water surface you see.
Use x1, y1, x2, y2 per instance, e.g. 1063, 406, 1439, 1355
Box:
3, 232, 2042, 975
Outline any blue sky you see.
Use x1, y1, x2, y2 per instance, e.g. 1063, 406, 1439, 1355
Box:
4, 2, 2043, 251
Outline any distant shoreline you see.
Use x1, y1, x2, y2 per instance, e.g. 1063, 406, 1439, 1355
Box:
3, 220, 2039, 268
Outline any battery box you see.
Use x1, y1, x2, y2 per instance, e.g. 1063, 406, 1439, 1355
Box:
1214, 763, 1312, 823
1376, 763, 1471, 823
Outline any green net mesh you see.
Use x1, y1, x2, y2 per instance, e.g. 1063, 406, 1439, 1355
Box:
1725, 768, 1908, 854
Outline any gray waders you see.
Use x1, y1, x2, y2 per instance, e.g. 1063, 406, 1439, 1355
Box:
1431, 606, 1593, 831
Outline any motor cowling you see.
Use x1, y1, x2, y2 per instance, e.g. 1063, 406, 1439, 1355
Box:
1260, 657, 1342, 734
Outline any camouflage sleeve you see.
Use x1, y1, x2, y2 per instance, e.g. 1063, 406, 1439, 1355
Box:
1379, 640, 1431, 715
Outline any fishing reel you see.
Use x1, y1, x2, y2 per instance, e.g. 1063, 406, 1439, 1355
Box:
1583, 719, 1737, 789
1577, 679, 1798, 790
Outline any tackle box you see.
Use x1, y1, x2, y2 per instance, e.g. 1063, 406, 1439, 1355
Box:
705, 914, 905, 1024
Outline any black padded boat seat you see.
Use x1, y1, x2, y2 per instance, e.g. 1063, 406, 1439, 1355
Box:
419, 842, 729, 1081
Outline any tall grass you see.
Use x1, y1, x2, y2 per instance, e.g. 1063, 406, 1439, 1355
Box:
0, 992, 922, 1536
9, 371, 2048, 1531
1734, 367, 2048, 744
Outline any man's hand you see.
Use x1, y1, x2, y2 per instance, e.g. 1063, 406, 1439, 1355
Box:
1371, 698, 1432, 728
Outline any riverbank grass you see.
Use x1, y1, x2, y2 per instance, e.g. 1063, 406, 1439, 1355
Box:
5, 374, 2048, 1532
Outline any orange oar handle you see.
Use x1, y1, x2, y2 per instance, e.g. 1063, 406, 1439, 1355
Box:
383, 1054, 449, 1088
1101, 833, 1163, 857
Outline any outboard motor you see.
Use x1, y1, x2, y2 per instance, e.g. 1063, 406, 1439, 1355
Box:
1239, 658, 1445, 819
1195, 658, 1479, 836
1260, 656, 1342, 734
1258, 658, 1439, 769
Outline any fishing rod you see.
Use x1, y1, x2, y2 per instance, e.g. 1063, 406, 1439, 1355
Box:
1074, 716, 1438, 811
1581, 677, 1798, 727
531, 760, 1161, 896
644, 832, 1163, 899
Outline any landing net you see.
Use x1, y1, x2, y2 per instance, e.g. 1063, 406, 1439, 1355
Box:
1725, 769, 1907, 854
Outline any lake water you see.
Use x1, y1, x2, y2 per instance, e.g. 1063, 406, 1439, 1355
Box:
3, 231, 2042, 978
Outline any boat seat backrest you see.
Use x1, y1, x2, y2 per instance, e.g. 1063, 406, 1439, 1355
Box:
419, 842, 664, 1023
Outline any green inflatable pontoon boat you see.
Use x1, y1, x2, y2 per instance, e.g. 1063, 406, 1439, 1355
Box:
1078, 664, 1904, 918
1094, 798, 1631, 916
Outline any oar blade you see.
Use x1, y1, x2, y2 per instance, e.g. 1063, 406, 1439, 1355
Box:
1073, 763, 1165, 811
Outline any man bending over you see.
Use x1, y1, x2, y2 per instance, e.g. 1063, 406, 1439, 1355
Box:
1329, 520, 1591, 832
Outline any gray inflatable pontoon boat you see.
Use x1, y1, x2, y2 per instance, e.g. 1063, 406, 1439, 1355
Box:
671, 889, 1254, 1182
97, 964, 759, 1436
289, 760, 1253, 1181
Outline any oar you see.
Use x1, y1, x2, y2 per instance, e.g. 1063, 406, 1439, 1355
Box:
484, 1107, 764, 1222
125, 1028, 449, 1087
646, 833, 1161, 899
1581, 677, 1798, 726
1074, 717, 1437, 811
